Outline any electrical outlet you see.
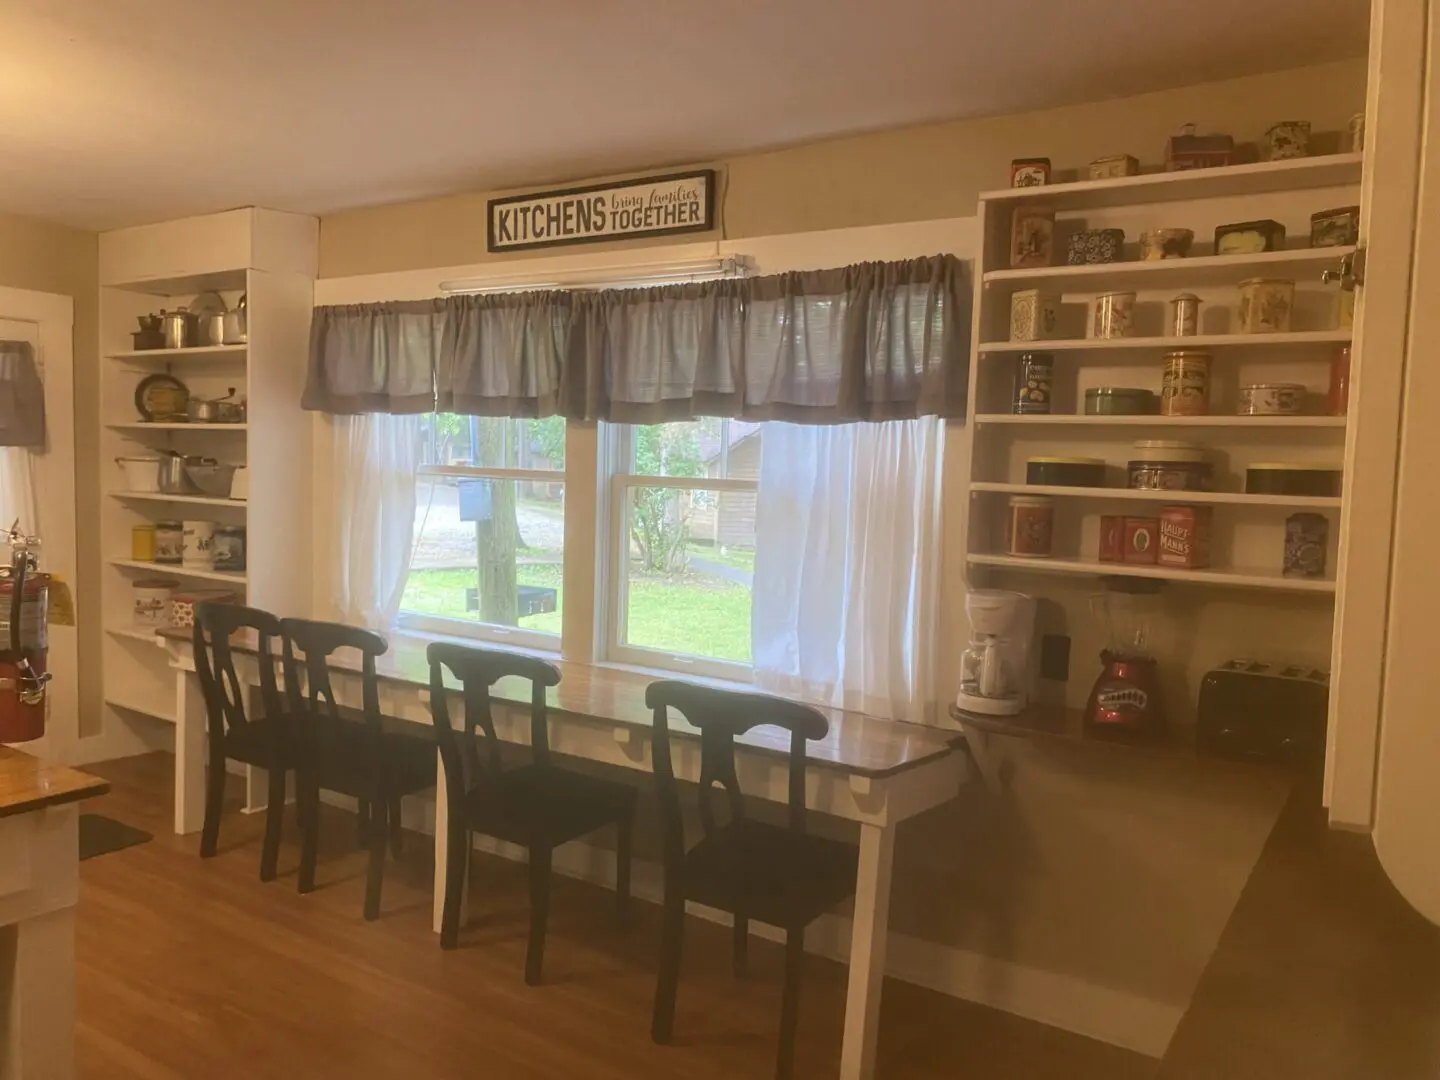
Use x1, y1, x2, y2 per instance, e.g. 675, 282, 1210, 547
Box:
1040, 634, 1070, 681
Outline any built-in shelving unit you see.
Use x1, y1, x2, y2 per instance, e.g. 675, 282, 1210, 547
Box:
963, 151, 1362, 724
98, 207, 317, 734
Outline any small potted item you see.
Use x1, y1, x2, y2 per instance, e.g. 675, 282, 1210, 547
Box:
1238, 278, 1296, 334
1140, 228, 1194, 260
1067, 228, 1126, 265
1009, 289, 1059, 341
1245, 463, 1342, 497
1160, 349, 1211, 415
1158, 506, 1213, 569
1026, 456, 1107, 487
1238, 383, 1307, 416
1169, 293, 1202, 337
1010, 158, 1051, 187
1089, 155, 1140, 180
1165, 123, 1235, 171
1265, 120, 1311, 161
1010, 207, 1055, 268
1090, 291, 1135, 339
1214, 219, 1286, 255
1012, 353, 1054, 415
1310, 206, 1360, 248
1085, 387, 1157, 416
1349, 112, 1366, 153
1284, 514, 1330, 579
1006, 495, 1054, 558
1127, 441, 1214, 492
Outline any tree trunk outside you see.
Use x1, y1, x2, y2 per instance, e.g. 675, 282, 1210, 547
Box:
475, 423, 519, 626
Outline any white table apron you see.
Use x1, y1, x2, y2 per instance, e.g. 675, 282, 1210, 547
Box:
164, 644, 964, 1080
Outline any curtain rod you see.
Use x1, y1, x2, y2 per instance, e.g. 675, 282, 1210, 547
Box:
438, 255, 749, 295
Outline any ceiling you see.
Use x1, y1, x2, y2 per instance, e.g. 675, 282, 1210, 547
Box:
2, 0, 1369, 231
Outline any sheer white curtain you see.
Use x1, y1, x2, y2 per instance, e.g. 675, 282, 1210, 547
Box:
328, 414, 424, 630
0, 449, 38, 538
751, 419, 945, 723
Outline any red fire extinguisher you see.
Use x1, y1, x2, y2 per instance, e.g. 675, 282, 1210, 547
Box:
0, 524, 50, 743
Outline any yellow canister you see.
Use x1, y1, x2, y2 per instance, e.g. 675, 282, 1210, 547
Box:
131, 524, 157, 562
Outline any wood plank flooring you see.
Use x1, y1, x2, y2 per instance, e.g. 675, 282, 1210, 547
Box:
74, 753, 1155, 1080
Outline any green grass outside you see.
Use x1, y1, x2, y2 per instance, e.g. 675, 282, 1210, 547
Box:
402, 563, 751, 663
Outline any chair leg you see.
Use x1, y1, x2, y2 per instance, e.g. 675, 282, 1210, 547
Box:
733, 915, 749, 978
776, 926, 805, 1080
525, 843, 553, 986
199, 752, 225, 858
362, 791, 388, 922
439, 811, 468, 950
258, 765, 287, 882
651, 883, 685, 1044
356, 798, 370, 847
388, 796, 404, 857
615, 808, 633, 927
297, 775, 321, 894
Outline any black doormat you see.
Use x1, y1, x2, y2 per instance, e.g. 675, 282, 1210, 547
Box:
79, 814, 152, 861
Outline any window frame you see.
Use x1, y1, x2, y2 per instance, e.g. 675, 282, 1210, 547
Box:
599, 421, 758, 682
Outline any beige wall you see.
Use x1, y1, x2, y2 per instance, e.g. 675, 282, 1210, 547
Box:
319, 57, 1368, 278
0, 213, 101, 738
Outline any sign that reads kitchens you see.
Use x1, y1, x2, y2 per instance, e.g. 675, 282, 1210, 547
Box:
487, 170, 715, 253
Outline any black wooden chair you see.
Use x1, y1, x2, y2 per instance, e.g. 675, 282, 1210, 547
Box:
193, 602, 294, 882
646, 680, 858, 1080
279, 618, 434, 921
427, 642, 638, 984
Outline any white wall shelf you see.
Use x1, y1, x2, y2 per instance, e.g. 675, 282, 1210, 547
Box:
979, 153, 1363, 211
973, 414, 1346, 429
984, 246, 1354, 292
105, 625, 164, 646
109, 491, 246, 507
107, 344, 247, 361
969, 482, 1342, 509
978, 330, 1352, 354
107, 422, 248, 433
109, 558, 247, 586
966, 553, 1337, 594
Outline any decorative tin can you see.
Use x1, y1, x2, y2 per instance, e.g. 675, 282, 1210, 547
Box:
182, 520, 217, 570
1099, 515, 1126, 563
1238, 278, 1295, 334
131, 524, 157, 562
1009, 289, 1059, 341
1238, 383, 1307, 416
1169, 293, 1201, 337
214, 526, 247, 573
1089, 155, 1140, 180
132, 578, 176, 628
1010, 207, 1055, 268
1006, 495, 1054, 558
1349, 112, 1366, 153
170, 588, 237, 629
1128, 440, 1214, 491
1214, 219, 1286, 255
155, 520, 183, 565
1310, 206, 1360, 248
1123, 517, 1161, 565
1085, 387, 1157, 415
1265, 120, 1311, 160
1067, 229, 1125, 265
1013, 353, 1054, 414
1140, 228, 1194, 260
1284, 513, 1330, 579
1158, 506, 1213, 569
1165, 124, 1235, 171
1090, 291, 1135, 339
1160, 350, 1211, 415
1328, 346, 1351, 416
1010, 158, 1051, 187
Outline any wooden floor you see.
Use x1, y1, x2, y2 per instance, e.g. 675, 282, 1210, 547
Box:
75, 753, 1153, 1080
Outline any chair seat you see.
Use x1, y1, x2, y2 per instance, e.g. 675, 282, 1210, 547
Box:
463, 764, 636, 847
302, 712, 435, 799
222, 716, 299, 769
681, 820, 857, 929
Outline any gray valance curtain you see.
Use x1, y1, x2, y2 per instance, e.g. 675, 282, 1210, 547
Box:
302, 254, 970, 423
0, 342, 45, 448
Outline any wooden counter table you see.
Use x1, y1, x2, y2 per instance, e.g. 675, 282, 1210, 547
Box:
0, 746, 108, 1080
155, 625, 966, 1080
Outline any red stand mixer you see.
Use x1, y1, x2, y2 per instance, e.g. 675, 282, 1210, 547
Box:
1083, 577, 1165, 734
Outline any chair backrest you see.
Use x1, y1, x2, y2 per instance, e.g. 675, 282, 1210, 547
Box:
279, 618, 388, 732
426, 641, 560, 797
192, 602, 285, 749
645, 679, 829, 867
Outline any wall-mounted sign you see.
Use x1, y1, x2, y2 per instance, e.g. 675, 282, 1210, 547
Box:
487, 169, 715, 253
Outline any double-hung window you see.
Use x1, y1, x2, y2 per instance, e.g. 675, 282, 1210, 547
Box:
401, 415, 567, 649
603, 419, 762, 680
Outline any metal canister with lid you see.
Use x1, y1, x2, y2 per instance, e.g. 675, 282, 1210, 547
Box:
154, 520, 183, 565
1012, 352, 1053, 414
1169, 293, 1201, 337
1085, 387, 1157, 415
1160, 349, 1211, 416
1284, 513, 1330, 578
1006, 495, 1054, 557
214, 526, 247, 573
131, 524, 157, 562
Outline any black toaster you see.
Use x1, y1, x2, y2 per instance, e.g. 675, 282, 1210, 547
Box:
1196, 659, 1329, 766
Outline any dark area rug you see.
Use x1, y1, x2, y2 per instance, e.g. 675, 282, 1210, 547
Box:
79, 813, 153, 861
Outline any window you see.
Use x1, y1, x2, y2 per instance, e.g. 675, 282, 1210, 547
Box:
401, 416, 566, 648
604, 420, 760, 678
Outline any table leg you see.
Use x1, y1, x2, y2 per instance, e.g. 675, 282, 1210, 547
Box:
1, 907, 77, 1079
839, 821, 896, 1080
174, 669, 206, 836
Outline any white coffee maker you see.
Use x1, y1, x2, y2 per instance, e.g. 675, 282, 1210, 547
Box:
955, 589, 1037, 716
